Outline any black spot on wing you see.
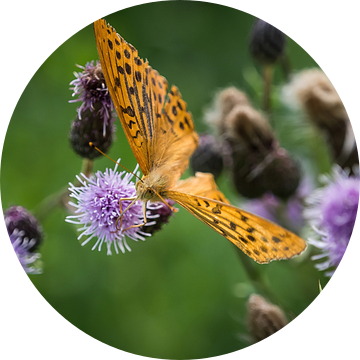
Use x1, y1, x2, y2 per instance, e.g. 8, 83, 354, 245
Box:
247, 235, 256, 242
272, 236, 281, 243
230, 222, 236, 231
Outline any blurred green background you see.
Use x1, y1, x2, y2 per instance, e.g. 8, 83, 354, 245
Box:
1, 1, 332, 359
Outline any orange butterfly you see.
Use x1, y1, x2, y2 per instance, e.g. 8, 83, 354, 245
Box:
93, 18, 307, 264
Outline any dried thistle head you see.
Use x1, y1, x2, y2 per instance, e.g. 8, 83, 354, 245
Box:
246, 294, 288, 342
204, 87, 250, 135
282, 68, 358, 168
225, 104, 275, 152
282, 68, 347, 128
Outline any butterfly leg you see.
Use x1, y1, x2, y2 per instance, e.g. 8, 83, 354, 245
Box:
114, 197, 137, 231
122, 201, 148, 231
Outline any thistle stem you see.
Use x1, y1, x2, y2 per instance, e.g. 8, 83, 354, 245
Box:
81, 158, 94, 178
262, 64, 274, 116
33, 186, 70, 223
33, 158, 94, 222
235, 247, 277, 304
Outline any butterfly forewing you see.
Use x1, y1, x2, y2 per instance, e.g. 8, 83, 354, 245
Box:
152, 86, 199, 181
94, 19, 168, 175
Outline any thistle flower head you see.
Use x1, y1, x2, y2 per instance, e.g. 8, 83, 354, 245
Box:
304, 166, 359, 275
5, 206, 43, 274
66, 162, 157, 255
69, 61, 116, 158
140, 200, 176, 235
69, 60, 115, 135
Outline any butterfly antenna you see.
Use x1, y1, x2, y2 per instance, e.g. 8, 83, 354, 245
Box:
89, 142, 143, 182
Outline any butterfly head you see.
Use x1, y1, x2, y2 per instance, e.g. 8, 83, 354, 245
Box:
135, 179, 160, 202
135, 175, 178, 213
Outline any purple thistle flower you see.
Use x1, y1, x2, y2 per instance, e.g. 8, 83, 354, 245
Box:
10, 229, 42, 274
304, 166, 359, 276
5, 206, 43, 274
66, 161, 158, 255
69, 61, 114, 135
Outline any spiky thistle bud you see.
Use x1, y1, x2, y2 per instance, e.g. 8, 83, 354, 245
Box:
249, 19, 286, 65
69, 105, 115, 159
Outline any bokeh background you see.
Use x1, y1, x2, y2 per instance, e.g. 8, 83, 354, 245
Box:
1, 1, 340, 358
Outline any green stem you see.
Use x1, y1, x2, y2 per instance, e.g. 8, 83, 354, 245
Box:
33, 158, 94, 223
279, 54, 291, 81
235, 247, 298, 316
33, 186, 70, 223
235, 247, 276, 303
262, 64, 274, 116
81, 158, 94, 178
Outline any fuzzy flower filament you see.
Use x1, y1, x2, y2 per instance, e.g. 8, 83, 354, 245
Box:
304, 166, 359, 275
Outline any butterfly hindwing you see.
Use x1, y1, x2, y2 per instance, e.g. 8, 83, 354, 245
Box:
166, 173, 307, 264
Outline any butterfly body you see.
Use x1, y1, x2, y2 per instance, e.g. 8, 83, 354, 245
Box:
94, 19, 307, 263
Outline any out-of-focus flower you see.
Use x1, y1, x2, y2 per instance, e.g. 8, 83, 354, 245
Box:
66, 162, 158, 255
304, 166, 359, 276
246, 294, 288, 342
204, 86, 300, 199
204, 87, 250, 136
224, 103, 275, 151
190, 134, 224, 179
249, 19, 286, 65
282, 68, 358, 169
244, 176, 313, 233
5, 206, 43, 274
231, 145, 300, 199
